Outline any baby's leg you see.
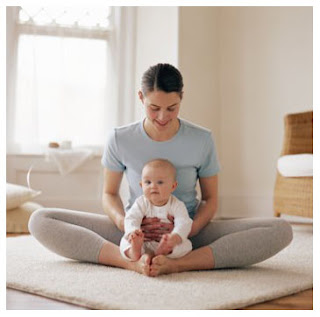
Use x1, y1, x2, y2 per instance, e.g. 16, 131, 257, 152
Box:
167, 239, 192, 259
155, 234, 175, 256
120, 230, 145, 261
126, 230, 144, 261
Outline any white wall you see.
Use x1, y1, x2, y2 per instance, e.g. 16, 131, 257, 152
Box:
178, 6, 312, 218
134, 7, 179, 120
7, 7, 312, 219
178, 7, 220, 138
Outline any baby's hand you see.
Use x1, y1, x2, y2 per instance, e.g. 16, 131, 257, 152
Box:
155, 233, 182, 256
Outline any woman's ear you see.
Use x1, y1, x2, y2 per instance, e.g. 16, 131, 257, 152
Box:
138, 90, 144, 103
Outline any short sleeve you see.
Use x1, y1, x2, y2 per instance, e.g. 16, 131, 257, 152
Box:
101, 129, 126, 172
198, 133, 220, 177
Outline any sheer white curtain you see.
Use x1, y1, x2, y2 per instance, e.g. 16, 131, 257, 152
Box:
7, 6, 136, 153
15, 34, 110, 147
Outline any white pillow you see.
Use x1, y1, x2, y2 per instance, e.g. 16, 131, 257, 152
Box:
6, 183, 41, 210
277, 154, 313, 177
6, 201, 43, 233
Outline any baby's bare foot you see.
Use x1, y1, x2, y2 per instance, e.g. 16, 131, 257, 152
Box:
150, 255, 177, 277
126, 229, 144, 261
155, 234, 174, 256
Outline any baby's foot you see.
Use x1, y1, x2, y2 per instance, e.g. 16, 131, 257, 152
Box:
155, 234, 174, 256
127, 229, 144, 261
150, 255, 177, 277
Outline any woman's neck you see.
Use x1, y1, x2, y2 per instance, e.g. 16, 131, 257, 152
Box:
143, 119, 180, 142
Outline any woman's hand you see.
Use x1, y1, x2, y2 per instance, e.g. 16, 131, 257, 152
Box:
141, 215, 174, 242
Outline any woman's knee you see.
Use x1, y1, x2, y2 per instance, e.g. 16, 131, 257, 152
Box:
272, 218, 293, 248
28, 208, 53, 238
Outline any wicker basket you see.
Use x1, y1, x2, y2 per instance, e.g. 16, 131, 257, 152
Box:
274, 111, 313, 218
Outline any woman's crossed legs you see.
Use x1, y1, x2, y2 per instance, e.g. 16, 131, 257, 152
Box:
28, 208, 293, 276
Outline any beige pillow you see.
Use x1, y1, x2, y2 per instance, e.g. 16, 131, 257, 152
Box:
6, 201, 43, 233
6, 183, 41, 210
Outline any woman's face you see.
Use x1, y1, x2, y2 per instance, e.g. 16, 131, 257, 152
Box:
139, 90, 182, 132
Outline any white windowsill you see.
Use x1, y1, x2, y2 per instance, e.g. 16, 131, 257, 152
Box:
6, 144, 104, 157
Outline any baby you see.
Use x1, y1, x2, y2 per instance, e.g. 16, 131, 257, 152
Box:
120, 159, 193, 261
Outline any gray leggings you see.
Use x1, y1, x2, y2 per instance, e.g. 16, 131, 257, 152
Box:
28, 208, 293, 269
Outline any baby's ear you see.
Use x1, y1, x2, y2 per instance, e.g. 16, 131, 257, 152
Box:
172, 181, 178, 192
139, 181, 142, 188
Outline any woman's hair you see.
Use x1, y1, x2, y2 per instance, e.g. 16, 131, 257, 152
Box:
141, 63, 184, 97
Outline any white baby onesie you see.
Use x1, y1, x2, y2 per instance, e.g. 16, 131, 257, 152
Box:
120, 195, 193, 260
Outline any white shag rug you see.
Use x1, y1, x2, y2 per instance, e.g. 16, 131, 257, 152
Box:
6, 225, 312, 310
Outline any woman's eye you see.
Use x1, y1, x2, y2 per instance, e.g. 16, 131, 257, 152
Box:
168, 107, 175, 112
151, 107, 159, 111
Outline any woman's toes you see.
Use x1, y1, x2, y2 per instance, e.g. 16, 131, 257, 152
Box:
152, 255, 166, 265
149, 268, 159, 277
140, 254, 151, 275
142, 253, 151, 265
149, 255, 167, 277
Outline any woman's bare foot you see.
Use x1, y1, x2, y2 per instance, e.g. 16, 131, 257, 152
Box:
125, 229, 144, 261
150, 255, 178, 277
130, 253, 152, 276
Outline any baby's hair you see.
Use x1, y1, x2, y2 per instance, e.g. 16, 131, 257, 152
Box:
142, 159, 177, 180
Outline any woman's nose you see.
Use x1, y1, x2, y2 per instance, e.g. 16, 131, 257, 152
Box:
158, 111, 167, 121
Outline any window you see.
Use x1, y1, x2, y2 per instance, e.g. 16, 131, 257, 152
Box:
7, 6, 134, 152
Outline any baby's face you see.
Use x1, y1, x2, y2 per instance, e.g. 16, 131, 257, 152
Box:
140, 166, 177, 206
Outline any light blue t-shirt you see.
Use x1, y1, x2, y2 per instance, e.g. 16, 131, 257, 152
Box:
101, 118, 220, 218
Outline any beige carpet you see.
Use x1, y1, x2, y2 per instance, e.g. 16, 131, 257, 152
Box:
6, 225, 312, 310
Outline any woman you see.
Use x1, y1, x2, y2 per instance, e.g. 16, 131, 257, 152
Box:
29, 63, 293, 277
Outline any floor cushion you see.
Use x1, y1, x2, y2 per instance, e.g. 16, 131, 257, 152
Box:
7, 202, 43, 233
6, 183, 41, 210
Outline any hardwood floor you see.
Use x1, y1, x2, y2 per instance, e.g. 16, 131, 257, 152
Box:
6, 288, 89, 310
240, 289, 313, 310
6, 223, 313, 310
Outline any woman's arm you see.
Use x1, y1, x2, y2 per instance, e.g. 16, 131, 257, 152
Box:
189, 175, 218, 237
101, 167, 126, 232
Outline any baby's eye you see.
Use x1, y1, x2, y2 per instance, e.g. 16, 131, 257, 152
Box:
145, 180, 151, 185
157, 180, 164, 185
